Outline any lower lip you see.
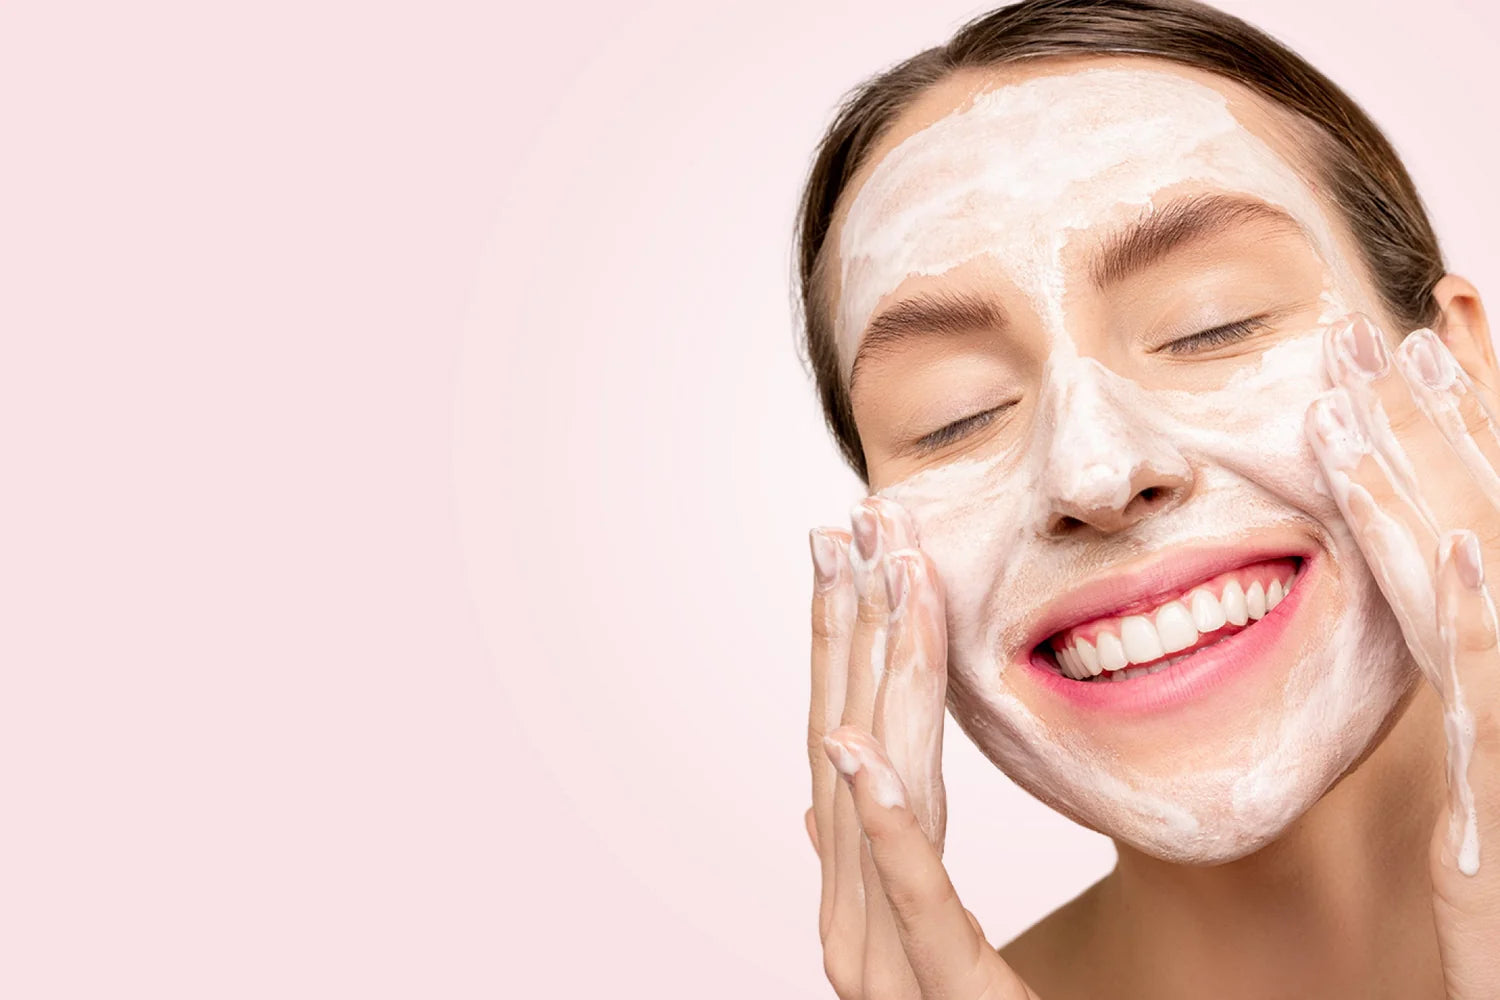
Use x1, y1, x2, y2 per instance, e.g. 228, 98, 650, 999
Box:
1021, 554, 1317, 716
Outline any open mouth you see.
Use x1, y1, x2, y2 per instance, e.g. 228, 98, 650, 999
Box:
1035, 557, 1305, 683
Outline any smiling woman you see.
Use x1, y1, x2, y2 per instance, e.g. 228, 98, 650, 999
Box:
794, 2, 1500, 999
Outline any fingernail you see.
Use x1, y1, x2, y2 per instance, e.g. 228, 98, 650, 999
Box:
850, 501, 880, 563
883, 553, 909, 611
1401, 329, 1456, 391
1307, 389, 1368, 459
823, 733, 861, 779
809, 529, 841, 591
1339, 315, 1389, 376
823, 732, 906, 809
1446, 530, 1485, 590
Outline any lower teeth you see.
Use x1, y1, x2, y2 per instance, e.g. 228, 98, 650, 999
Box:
1076, 639, 1221, 682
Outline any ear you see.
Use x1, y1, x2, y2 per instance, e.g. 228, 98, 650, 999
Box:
1431, 274, 1497, 388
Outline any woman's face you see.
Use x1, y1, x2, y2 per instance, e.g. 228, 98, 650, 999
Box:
830, 57, 1417, 863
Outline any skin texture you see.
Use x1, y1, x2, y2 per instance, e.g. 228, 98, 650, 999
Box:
836, 61, 1407, 864
803, 57, 1500, 999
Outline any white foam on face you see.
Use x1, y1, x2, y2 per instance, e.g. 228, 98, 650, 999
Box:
835, 66, 1418, 863
835, 67, 1363, 367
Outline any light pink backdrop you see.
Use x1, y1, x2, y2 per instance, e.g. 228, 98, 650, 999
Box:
2, 1, 1495, 997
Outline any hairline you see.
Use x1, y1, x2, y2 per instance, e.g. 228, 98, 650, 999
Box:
810, 54, 1386, 417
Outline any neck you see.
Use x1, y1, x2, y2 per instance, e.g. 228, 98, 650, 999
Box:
1096, 673, 1448, 1000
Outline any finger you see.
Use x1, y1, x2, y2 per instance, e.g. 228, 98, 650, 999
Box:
1395, 330, 1500, 514
861, 563, 926, 1000
873, 548, 949, 848
845, 498, 918, 731
808, 527, 854, 938
825, 727, 1033, 1000
845, 500, 920, 996
1307, 388, 1446, 680
1323, 314, 1444, 533
1429, 531, 1500, 999
805, 805, 820, 856
831, 501, 915, 928
1434, 530, 1500, 878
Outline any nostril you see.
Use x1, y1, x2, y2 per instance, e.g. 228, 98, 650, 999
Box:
1045, 479, 1186, 537
1048, 513, 1086, 536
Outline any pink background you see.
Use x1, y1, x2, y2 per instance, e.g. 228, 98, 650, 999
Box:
2, 1, 1495, 996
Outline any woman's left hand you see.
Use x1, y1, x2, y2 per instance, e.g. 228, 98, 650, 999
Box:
1307, 312, 1500, 1000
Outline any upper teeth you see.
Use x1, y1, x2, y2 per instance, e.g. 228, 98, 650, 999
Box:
1052, 570, 1297, 680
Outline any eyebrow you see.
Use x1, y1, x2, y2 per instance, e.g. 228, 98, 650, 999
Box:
1089, 193, 1308, 287
847, 193, 1308, 390
849, 288, 1006, 392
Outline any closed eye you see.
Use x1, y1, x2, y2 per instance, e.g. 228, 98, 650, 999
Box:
915, 405, 1008, 453
1160, 315, 1271, 355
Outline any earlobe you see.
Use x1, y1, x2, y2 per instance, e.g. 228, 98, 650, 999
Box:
1431, 273, 1498, 386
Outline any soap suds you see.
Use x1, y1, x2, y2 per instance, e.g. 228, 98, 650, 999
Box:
838, 66, 1415, 863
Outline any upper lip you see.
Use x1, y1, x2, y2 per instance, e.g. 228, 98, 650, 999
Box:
1023, 538, 1316, 655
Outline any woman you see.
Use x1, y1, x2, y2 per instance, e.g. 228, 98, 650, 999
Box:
795, 1, 1500, 997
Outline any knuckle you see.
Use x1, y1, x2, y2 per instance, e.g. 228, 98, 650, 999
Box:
812, 605, 851, 641
812, 619, 842, 642
885, 870, 957, 923
875, 798, 924, 841
808, 728, 836, 772
1382, 397, 1427, 438
812, 582, 856, 641
808, 727, 826, 763
1458, 393, 1495, 440
1471, 519, 1500, 556
860, 809, 915, 861
1461, 413, 1496, 453
1456, 619, 1499, 655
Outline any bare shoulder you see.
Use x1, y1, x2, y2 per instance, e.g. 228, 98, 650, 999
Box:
996, 875, 1110, 998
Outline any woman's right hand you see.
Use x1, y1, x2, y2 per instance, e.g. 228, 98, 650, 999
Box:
806, 497, 1040, 999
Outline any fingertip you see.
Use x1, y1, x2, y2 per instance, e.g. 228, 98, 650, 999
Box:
1321, 312, 1361, 382
1437, 529, 1485, 591
822, 729, 861, 778
886, 547, 943, 600
825, 727, 908, 812
863, 495, 919, 550
1396, 327, 1458, 393
809, 527, 850, 593
849, 500, 880, 565
882, 550, 912, 611
1305, 387, 1367, 462
1435, 530, 1498, 661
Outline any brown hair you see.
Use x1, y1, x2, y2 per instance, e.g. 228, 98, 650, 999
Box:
794, 0, 1444, 482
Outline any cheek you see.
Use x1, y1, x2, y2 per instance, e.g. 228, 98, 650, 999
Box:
885, 456, 1035, 658
1158, 333, 1339, 517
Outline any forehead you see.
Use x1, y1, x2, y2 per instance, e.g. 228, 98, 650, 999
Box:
829, 57, 1348, 368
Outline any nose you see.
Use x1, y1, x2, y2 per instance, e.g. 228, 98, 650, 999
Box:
1037, 360, 1191, 537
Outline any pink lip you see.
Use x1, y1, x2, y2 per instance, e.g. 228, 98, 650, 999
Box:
1022, 540, 1317, 652
1022, 550, 1319, 715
